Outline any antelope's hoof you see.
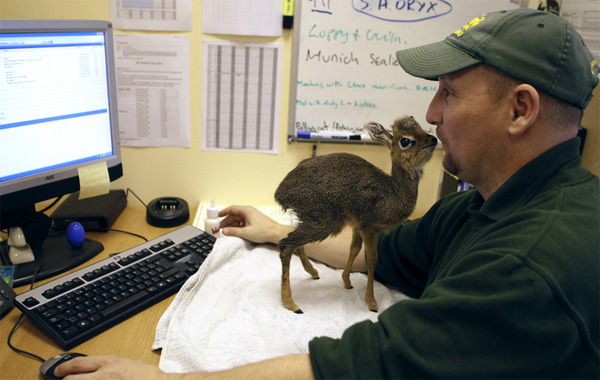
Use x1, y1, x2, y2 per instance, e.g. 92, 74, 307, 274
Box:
368, 301, 378, 313
346, 285, 354, 289
284, 300, 303, 314
343, 278, 352, 289
313, 276, 320, 280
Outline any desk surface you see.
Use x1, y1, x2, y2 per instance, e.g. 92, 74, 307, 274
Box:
1, 206, 190, 380
1, 206, 424, 378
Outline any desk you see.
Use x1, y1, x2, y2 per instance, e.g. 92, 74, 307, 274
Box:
0, 206, 193, 379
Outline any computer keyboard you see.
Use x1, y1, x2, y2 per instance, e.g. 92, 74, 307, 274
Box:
13, 225, 215, 350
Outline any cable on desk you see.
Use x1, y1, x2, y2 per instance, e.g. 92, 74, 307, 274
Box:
38, 195, 63, 213
85, 227, 149, 243
106, 228, 149, 257
7, 188, 150, 360
7, 261, 47, 363
106, 228, 149, 242
6, 189, 150, 362
126, 187, 147, 208
105, 228, 149, 257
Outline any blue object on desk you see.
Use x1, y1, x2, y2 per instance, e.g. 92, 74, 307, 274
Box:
67, 222, 86, 248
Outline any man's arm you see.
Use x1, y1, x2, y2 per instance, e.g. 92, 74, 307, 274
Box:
219, 205, 367, 272
56, 354, 314, 380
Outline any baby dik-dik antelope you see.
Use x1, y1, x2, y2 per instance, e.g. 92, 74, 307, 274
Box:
275, 116, 437, 313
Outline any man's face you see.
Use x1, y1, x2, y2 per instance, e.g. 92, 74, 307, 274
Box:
425, 65, 511, 186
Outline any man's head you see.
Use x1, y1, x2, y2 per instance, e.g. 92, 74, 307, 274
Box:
396, 8, 599, 109
395, 8, 598, 198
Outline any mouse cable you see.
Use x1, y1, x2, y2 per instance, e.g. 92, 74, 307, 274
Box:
7, 262, 47, 363
7, 314, 45, 363
7, 226, 148, 360
8, 188, 148, 359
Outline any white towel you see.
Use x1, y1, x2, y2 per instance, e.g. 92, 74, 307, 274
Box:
153, 236, 408, 373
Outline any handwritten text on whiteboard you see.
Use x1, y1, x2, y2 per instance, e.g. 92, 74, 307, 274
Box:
352, 0, 452, 22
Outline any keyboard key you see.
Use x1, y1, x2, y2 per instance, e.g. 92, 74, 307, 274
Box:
62, 325, 79, 338
42, 289, 57, 299
100, 290, 149, 318
23, 297, 39, 307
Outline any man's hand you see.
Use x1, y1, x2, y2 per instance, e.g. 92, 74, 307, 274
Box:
218, 205, 294, 245
56, 354, 315, 380
218, 205, 365, 271
55, 355, 170, 380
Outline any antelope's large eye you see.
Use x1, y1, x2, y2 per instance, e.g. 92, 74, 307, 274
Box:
399, 137, 413, 149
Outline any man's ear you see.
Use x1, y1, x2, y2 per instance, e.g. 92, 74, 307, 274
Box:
508, 84, 539, 136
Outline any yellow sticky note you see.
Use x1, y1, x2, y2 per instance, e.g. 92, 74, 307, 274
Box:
78, 162, 110, 200
283, 0, 295, 16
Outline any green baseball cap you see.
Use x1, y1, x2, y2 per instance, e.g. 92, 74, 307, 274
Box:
396, 8, 599, 109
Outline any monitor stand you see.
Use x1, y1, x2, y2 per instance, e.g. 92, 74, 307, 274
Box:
9, 234, 103, 287
2, 190, 126, 287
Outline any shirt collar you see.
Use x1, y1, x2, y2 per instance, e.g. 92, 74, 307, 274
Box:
467, 138, 582, 229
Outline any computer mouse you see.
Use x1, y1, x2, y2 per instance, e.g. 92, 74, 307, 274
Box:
40, 352, 87, 380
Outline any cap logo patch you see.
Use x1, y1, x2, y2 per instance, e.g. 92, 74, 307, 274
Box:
592, 59, 599, 76
454, 14, 486, 37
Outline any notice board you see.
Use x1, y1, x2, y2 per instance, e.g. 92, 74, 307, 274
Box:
289, 0, 517, 143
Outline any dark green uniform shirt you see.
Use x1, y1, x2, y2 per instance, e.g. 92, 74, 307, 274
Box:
309, 138, 599, 379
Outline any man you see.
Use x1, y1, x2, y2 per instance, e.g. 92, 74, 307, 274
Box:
57, 8, 599, 379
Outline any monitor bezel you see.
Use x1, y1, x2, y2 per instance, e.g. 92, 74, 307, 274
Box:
0, 20, 123, 214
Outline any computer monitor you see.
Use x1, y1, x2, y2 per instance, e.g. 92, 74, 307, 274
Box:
0, 20, 123, 286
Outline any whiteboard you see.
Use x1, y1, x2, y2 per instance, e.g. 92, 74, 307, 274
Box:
289, 0, 518, 143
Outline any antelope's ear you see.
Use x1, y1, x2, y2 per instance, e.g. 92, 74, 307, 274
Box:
366, 121, 392, 149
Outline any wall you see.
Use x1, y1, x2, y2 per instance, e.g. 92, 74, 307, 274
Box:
2, 0, 597, 216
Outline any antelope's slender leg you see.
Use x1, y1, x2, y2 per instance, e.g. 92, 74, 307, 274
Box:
280, 247, 302, 313
363, 233, 379, 312
297, 246, 319, 279
342, 228, 363, 289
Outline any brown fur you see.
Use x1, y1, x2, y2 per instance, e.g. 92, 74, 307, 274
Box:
274, 116, 437, 313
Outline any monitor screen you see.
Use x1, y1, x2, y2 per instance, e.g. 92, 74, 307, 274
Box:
0, 20, 122, 213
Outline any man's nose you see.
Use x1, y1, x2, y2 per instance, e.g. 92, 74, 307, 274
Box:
425, 88, 443, 127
